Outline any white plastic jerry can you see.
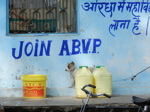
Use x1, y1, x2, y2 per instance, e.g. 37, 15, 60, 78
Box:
93, 66, 112, 98
75, 66, 93, 98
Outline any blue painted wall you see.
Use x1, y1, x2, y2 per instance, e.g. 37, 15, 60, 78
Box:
0, 0, 150, 97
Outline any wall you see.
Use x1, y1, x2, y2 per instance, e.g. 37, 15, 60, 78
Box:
0, 0, 150, 97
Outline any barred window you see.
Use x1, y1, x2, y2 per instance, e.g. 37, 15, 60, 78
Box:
9, 0, 77, 34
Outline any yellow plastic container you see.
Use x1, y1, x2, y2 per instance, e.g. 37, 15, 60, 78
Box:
21, 74, 47, 99
75, 66, 93, 98
93, 66, 112, 98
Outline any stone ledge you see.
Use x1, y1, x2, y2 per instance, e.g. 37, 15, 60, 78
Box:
0, 95, 148, 112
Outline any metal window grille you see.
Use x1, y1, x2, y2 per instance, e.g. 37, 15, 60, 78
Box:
9, 0, 76, 34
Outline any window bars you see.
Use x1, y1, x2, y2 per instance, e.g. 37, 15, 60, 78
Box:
9, 0, 76, 34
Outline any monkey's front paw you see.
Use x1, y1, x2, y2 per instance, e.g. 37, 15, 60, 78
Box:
68, 86, 73, 88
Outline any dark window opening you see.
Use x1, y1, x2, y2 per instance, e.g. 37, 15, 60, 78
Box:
9, 0, 77, 34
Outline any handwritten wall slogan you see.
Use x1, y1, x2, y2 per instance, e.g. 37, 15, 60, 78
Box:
82, 0, 150, 37
12, 39, 101, 59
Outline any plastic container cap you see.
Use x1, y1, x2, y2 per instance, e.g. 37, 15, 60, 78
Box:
96, 66, 104, 68
79, 66, 88, 68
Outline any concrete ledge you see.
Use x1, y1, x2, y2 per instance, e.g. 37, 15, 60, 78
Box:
0, 95, 147, 112
0, 95, 134, 106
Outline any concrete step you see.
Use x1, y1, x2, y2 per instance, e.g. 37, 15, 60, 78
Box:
0, 95, 147, 112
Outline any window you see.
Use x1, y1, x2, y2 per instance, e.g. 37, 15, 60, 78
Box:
9, 0, 77, 34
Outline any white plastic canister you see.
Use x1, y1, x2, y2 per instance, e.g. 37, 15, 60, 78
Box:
93, 66, 112, 97
75, 66, 93, 98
